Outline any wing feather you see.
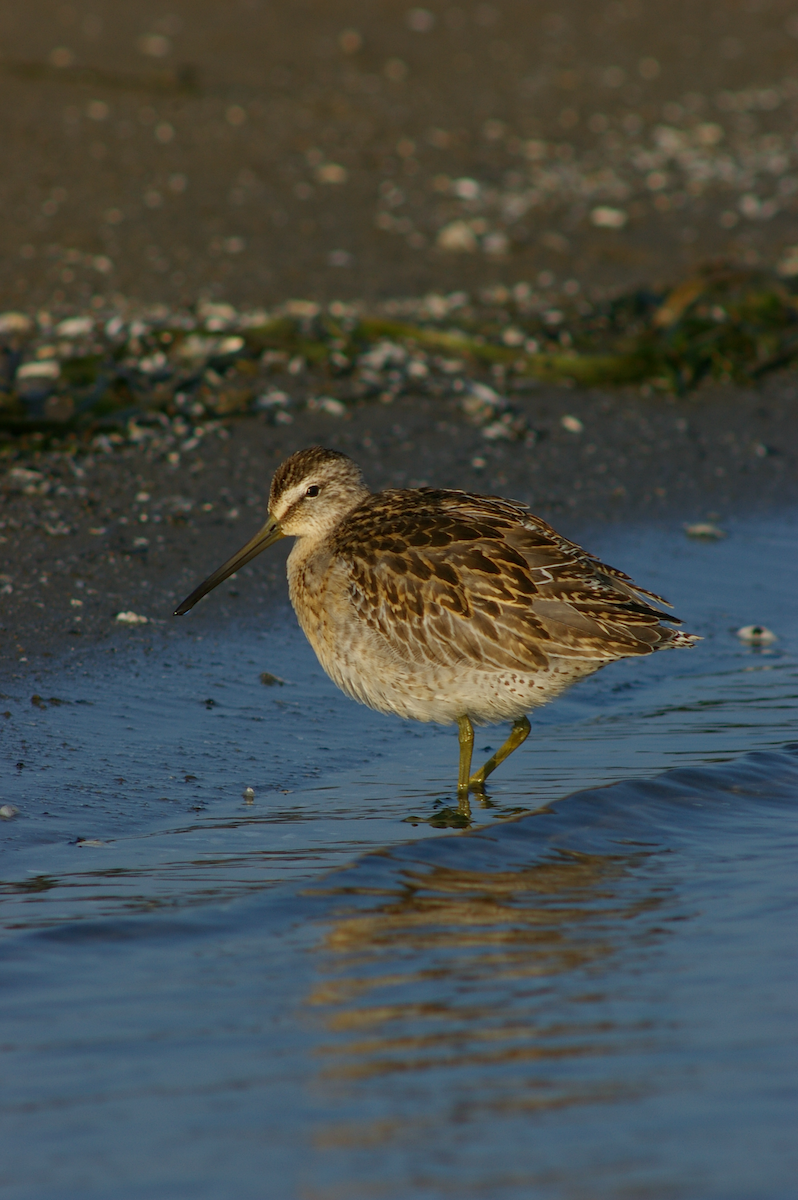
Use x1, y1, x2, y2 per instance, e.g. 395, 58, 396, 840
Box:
331, 489, 683, 673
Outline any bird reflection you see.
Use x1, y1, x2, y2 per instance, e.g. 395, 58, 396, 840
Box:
304, 844, 666, 1153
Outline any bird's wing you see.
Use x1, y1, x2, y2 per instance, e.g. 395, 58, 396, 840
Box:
331, 490, 681, 673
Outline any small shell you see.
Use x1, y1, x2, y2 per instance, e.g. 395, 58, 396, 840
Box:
17, 360, 60, 380
437, 220, 478, 253
115, 611, 149, 625
55, 316, 93, 338
308, 396, 346, 416
685, 522, 726, 539
561, 414, 584, 433
591, 206, 628, 229
0, 312, 33, 335
736, 625, 777, 645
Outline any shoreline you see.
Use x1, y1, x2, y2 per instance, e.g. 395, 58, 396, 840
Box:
2, 367, 796, 670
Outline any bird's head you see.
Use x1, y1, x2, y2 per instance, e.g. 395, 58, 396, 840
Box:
174, 447, 368, 616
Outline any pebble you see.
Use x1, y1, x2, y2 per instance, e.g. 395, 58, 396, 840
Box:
369, 85, 798, 253
255, 390, 290, 411
481, 416, 516, 441
0, 259, 790, 466
316, 163, 348, 185
591, 207, 629, 229
561, 414, 584, 433
0, 312, 32, 335
308, 396, 346, 416
684, 522, 726, 539
4, 467, 45, 490
776, 246, 798, 277
17, 360, 60, 380
198, 301, 237, 329
736, 625, 777, 645
115, 611, 149, 625
437, 220, 478, 253
460, 381, 504, 424
55, 316, 93, 338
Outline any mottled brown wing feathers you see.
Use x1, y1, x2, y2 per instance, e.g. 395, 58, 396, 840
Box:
331, 489, 681, 672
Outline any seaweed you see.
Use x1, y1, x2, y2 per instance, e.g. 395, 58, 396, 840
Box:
1, 263, 797, 451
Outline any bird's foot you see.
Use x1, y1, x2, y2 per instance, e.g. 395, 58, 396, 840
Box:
466, 775, 496, 808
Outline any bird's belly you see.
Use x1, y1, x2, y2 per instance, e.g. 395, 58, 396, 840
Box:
289, 558, 609, 726
305, 617, 605, 725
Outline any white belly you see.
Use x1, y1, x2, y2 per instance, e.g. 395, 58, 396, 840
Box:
287, 544, 608, 726
326, 650, 604, 725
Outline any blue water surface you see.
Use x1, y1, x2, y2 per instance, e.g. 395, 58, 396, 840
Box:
0, 511, 796, 1198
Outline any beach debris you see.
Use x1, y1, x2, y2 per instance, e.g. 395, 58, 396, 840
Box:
17, 360, 61, 380
2, 261, 798, 455
74, 837, 106, 847
407, 7, 435, 32
242, 787, 255, 803
199, 301, 237, 330
685, 522, 726, 539
776, 246, 798, 277
0, 805, 19, 819
736, 625, 777, 645
55, 316, 93, 338
254, 389, 290, 412
482, 414, 522, 441
115, 611, 149, 625
437, 220, 478, 253
260, 672, 285, 686
591, 206, 628, 229
561, 414, 584, 433
307, 396, 346, 416
460, 381, 504, 422
364, 90, 798, 265
316, 163, 348, 185
0, 312, 32, 335
483, 231, 510, 256
4, 467, 46, 492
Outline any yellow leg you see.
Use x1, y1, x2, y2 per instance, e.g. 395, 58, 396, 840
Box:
457, 715, 474, 804
469, 716, 531, 791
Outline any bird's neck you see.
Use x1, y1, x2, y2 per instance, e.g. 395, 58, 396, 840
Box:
285, 488, 369, 583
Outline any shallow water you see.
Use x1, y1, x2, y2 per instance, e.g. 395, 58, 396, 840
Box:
1, 511, 797, 1198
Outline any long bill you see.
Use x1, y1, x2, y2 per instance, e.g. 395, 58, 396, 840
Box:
174, 515, 285, 616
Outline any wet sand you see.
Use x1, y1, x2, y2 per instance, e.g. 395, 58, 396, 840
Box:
2, 0, 798, 307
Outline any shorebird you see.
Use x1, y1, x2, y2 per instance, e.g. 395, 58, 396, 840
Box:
176, 447, 697, 801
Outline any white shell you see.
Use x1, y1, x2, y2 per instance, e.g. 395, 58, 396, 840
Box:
736, 625, 777, 645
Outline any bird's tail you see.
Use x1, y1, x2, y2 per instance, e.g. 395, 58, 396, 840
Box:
669, 630, 701, 648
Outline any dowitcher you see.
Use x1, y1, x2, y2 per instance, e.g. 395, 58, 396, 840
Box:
176, 447, 697, 800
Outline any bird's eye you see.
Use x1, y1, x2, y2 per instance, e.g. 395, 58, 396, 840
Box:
305, 484, 320, 498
